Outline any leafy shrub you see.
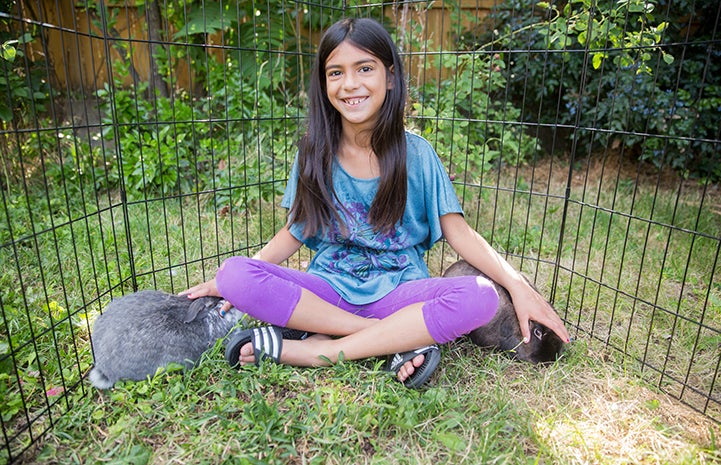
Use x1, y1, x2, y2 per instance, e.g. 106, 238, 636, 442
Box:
460, 0, 720, 181
0, 31, 51, 125
410, 51, 539, 182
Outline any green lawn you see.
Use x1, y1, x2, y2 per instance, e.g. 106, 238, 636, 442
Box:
23, 338, 720, 464
2, 158, 720, 464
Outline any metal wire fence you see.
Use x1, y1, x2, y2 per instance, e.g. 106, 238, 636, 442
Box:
1, 0, 719, 462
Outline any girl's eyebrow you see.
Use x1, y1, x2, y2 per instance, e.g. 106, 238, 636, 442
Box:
325, 58, 379, 71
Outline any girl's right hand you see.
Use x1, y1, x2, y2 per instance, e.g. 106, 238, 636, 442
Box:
180, 278, 220, 299
180, 278, 233, 314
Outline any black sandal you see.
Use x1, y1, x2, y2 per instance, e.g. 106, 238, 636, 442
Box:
386, 345, 441, 388
224, 326, 310, 368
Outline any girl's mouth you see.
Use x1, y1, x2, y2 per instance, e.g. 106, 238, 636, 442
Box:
343, 97, 368, 106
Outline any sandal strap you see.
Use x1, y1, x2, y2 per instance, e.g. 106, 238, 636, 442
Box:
250, 326, 283, 363
387, 344, 441, 389
275, 326, 311, 341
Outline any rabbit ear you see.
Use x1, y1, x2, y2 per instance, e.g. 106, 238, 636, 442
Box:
183, 298, 208, 323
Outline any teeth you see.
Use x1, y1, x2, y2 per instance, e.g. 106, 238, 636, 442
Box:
345, 98, 365, 105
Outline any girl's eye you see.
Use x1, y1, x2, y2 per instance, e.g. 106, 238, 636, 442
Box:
359, 66, 373, 73
327, 70, 342, 79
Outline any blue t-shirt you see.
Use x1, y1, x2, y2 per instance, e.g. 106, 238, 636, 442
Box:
281, 131, 463, 304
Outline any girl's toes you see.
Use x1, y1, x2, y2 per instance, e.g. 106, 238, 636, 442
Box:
412, 354, 425, 368
239, 342, 255, 365
397, 363, 411, 382
397, 355, 427, 382
396, 359, 415, 382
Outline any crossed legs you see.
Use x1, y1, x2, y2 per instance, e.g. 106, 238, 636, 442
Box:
236, 288, 434, 382
209, 257, 499, 382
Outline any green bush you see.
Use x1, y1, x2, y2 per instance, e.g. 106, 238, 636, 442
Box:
95, 85, 211, 198
0, 31, 51, 125
460, 0, 721, 181
411, 51, 539, 182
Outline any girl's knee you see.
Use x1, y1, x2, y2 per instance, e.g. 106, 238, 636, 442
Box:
217, 256, 257, 283
219, 255, 252, 273
457, 276, 499, 325
215, 257, 300, 327
423, 276, 499, 343
216, 256, 260, 301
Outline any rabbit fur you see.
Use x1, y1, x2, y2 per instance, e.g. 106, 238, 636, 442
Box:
443, 260, 564, 363
89, 290, 245, 389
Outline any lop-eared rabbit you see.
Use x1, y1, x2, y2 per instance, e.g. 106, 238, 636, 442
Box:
89, 290, 244, 389
443, 260, 564, 363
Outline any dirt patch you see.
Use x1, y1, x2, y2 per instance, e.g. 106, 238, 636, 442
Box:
490, 150, 721, 218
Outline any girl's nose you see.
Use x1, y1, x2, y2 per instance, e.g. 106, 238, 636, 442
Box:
342, 73, 359, 89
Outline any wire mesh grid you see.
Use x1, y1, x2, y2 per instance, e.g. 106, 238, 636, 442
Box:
0, 0, 719, 462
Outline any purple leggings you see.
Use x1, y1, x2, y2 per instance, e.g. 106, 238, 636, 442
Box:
215, 256, 499, 344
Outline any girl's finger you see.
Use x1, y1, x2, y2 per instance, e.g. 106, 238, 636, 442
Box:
179, 286, 204, 298
217, 301, 234, 316
519, 316, 531, 344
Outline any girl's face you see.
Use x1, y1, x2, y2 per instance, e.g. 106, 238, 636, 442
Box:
324, 40, 393, 132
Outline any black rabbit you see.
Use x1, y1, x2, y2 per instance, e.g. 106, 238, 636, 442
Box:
442, 260, 564, 363
89, 290, 245, 388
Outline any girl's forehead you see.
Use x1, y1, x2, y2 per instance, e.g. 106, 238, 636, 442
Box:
325, 41, 381, 68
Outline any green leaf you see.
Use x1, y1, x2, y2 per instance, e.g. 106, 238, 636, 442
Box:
578, 30, 587, 45
16, 33, 33, 44
12, 87, 30, 98
434, 432, 467, 452
1, 42, 17, 62
91, 408, 105, 421
592, 52, 603, 69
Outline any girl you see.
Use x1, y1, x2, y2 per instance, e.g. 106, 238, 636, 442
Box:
183, 17, 570, 388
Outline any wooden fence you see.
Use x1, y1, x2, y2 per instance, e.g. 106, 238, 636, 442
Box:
10, 0, 497, 92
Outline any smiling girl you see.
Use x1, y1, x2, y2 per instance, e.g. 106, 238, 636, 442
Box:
183, 17, 569, 388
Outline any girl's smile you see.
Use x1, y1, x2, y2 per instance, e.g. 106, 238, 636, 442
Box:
343, 97, 368, 106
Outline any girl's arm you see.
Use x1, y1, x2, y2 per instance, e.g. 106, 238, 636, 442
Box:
440, 212, 571, 344
251, 225, 303, 263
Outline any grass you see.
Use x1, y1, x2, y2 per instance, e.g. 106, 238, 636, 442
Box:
20, 339, 721, 464
2, 154, 720, 464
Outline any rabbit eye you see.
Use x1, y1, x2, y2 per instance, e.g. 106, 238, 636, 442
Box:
533, 327, 544, 340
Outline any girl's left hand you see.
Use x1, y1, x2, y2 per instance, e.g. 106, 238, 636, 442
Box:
509, 282, 571, 344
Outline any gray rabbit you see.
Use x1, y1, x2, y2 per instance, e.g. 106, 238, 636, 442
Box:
443, 260, 565, 363
89, 290, 245, 389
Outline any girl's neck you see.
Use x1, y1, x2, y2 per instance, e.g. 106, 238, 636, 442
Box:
337, 130, 379, 179
340, 121, 373, 147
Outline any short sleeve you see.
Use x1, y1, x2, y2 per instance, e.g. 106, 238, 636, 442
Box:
280, 155, 307, 243
405, 133, 463, 251
281, 155, 298, 210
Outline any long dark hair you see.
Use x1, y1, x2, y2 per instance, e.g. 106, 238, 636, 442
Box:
290, 17, 408, 238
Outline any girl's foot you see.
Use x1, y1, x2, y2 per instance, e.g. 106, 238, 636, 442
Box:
386, 345, 441, 388
237, 336, 424, 383
395, 354, 426, 383
232, 331, 439, 388
237, 333, 332, 365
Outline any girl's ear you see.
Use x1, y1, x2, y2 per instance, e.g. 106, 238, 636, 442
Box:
387, 65, 395, 89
